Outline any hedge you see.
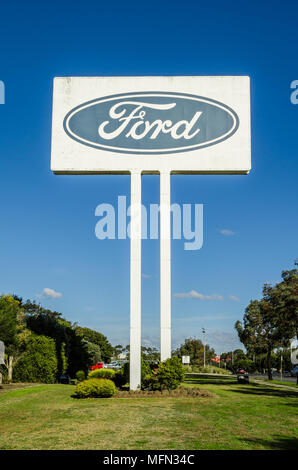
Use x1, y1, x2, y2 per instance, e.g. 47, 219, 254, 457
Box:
88, 368, 116, 380
13, 334, 58, 383
74, 378, 116, 398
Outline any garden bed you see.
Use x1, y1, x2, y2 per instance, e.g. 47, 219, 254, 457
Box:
114, 386, 214, 398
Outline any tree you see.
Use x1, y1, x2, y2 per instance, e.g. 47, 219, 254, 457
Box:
13, 334, 58, 383
0, 295, 28, 380
173, 337, 214, 366
23, 301, 93, 377
141, 346, 160, 362
263, 269, 298, 342
75, 327, 113, 363
263, 268, 298, 382
113, 344, 124, 359
235, 299, 280, 380
85, 341, 102, 364
235, 267, 298, 381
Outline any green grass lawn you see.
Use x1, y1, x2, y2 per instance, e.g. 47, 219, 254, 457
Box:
0, 375, 297, 450
258, 379, 298, 388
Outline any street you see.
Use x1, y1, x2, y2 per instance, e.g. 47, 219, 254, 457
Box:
250, 374, 297, 384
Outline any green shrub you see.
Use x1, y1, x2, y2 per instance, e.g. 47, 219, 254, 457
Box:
122, 362, 130, 384
113, 369, 127, 388
88, 368, 116, 380
13, 334, 58, 383
120, 360, 155, 389
74, 378, 115, 398
143, 356, 184, 391
141, 359, 152, 386
76, 370, 86, 382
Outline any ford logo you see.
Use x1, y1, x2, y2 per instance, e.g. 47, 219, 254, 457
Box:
63, 92, 239, 154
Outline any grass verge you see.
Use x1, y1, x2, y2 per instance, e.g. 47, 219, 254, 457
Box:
0, 375, 297, 450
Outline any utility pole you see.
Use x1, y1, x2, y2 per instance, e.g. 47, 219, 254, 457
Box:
202, 328, 206, 367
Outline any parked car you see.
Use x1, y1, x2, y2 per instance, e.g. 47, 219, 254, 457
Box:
59, 374, 71, 384
236, 368, 249, 384
290, 366, 298, 377
88, 362, 103, 371
106, 361, 122, 370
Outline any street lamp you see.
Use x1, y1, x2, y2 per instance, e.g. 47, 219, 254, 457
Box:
202, 328, 206, 367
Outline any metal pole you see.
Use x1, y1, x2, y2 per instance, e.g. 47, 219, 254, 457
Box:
129, 171, 142, 390
160, 171, 171, 362
202, 328, 206, 367
280, 353, 283, 381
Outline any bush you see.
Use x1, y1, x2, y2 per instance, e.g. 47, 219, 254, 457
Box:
120, 360, 155, 390
76, 370, 86, 382
13, 335, 58, 383
113, 369, 127, 388
88, 368, 116, 380
144, 356, 184, 391
74, 378, 116, 398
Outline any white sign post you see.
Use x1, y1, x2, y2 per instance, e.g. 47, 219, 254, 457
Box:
182, 356, 190, 365
51, 76, 251, 390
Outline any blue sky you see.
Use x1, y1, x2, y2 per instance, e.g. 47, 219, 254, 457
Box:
0, 0, 297, 354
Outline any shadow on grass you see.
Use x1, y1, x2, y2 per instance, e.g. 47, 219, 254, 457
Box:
229, 383, 298, 399
240, 435, 298, 450
185, 374, 237, 386
185, 374, 298, 399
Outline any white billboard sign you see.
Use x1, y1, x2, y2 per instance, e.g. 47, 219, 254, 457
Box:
182, 355, 190, 365
51, 76, 251, 174
51, 76, 251, 391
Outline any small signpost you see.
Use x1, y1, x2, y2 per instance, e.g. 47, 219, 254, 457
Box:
51, 76, 251, 390
182, 356, 190, 365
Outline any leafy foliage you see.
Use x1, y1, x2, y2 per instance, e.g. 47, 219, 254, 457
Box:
0, 295, 19, 349
143, 356, 184, 391
76, 370, 86, 382
75, 327, 113, 363
74, 378, 116, 398
113, 369, 127, 388
13, 335, 58, 383
88, 368, 116, 380
0, 295, 30, 380
24, 303, 90, 377
173, 337, 215, 366
85, 341, 102, 364
235, 265, 298, 380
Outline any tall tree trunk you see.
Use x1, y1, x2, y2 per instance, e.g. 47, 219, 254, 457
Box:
267, 350, 272, 380
7, 356, 13, 381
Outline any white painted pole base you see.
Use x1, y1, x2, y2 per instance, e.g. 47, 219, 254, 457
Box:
129, 171, 142, 390
160, 171, 171, 362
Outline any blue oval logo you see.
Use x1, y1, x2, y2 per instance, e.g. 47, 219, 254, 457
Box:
63, 92, 239, 154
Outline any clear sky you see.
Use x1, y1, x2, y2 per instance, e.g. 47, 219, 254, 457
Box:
0, 0, 297, 354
